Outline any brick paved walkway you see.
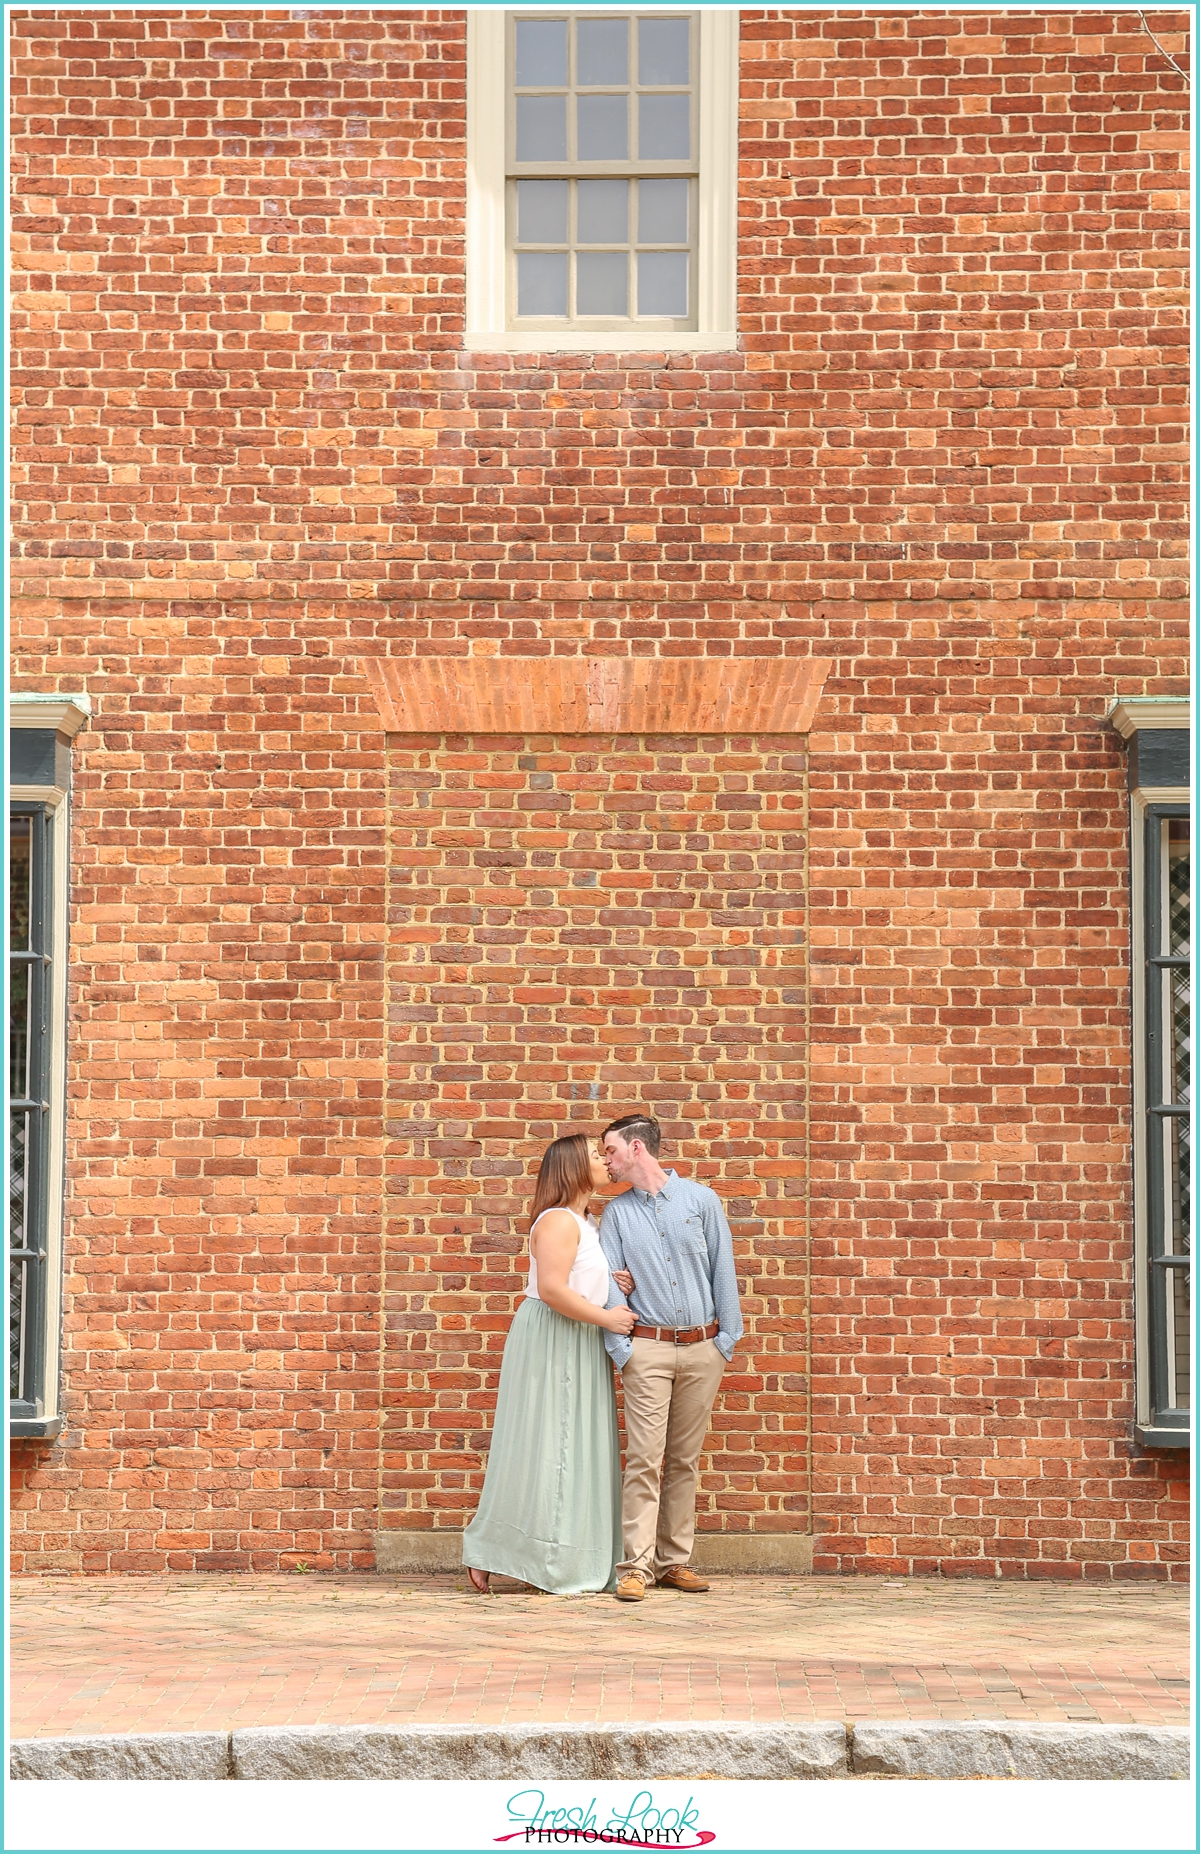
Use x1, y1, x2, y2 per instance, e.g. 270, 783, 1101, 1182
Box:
10, 1573, 1189, 1740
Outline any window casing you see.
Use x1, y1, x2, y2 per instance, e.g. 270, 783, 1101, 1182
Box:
8, 694, 84, 1439
467, 8, 737, 350
1114, 696, 1193, 1450
1135, 802, 1191, 1441
10, 804, 52, 1420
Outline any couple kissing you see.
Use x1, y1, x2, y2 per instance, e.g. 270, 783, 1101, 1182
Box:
463, 1113, 743, 1601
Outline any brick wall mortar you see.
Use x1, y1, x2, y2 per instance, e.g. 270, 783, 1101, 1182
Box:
806, 606, 1189, 1578
380, 730, 812, 1538
10, 7, 1189, 1575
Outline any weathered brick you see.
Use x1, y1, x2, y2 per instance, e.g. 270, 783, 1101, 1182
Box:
9, 7, 1189, 1577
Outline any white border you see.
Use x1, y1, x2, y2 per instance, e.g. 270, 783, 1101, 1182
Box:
3, 14, 1195, 1854
465, 8, 738, 351
5, 1777, 1198, 1853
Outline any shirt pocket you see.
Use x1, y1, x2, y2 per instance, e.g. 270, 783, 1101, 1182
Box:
679, 1214, 708, 1256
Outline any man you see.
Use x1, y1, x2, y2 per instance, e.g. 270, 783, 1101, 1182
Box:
598, 1112, 743, 1602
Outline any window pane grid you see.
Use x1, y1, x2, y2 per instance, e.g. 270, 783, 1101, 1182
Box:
512, 12, 696, 172
8, 807, 48, 1412
1165, 820, 1191, 1412
1145, 807, 1191, 1425
507, 12, 698, 330
10, 1118, 30, 1400
512, 175, 693, 325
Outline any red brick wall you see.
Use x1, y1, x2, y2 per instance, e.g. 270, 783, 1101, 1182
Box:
381, 729, 810, 1539
807, 612, 1190, 1578
10, 8, 1189, 1575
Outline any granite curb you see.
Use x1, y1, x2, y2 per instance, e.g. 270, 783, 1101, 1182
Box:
850, 1721, 1191, 1781
9, 1722, 1191, 1781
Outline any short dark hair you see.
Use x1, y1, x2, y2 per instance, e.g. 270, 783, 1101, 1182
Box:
603, 1112, 662, 1157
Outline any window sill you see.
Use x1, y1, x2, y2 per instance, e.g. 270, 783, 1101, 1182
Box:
9, 1415, 62, 1441
462, 330, 739, 354
1135, 1423, 1191, 1450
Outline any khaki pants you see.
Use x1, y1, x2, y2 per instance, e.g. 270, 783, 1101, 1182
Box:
618, 1336, 727, 1582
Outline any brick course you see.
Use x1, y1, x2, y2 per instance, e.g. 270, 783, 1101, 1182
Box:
381, 729, 811, 1537
9, 7, 1189, 1576
807, 612, 1190, 1577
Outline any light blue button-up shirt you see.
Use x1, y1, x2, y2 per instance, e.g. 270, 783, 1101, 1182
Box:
598, 1170, 743, 1372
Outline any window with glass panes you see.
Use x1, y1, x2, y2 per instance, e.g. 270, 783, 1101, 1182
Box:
1142, 806, 1191, 1432
508, 12, 698, 328
9, 804, 51, 1415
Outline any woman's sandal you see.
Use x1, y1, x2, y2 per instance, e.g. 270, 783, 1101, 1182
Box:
467, 1567, 492, 1595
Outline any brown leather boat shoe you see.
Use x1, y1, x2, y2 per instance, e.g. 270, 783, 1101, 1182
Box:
656, 1565, 709, 1592
615, 1571, 649, 1602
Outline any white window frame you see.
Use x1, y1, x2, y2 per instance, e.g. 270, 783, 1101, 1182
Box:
466, 8, 738, 351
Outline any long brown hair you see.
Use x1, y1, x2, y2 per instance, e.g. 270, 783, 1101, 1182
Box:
529, 1134, 594, 1230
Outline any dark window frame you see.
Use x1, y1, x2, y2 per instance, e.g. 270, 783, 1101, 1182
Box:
9, 800, 54, 1422
1140, 799, 1190, 1443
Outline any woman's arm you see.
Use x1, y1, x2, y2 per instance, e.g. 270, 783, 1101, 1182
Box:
533, 1212, 637, 1333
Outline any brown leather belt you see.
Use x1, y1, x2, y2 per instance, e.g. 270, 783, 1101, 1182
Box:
631, 1319, 719, 1345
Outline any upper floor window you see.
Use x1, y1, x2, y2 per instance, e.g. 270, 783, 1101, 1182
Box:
511, 13, 696, 331
467, 9, 737, 351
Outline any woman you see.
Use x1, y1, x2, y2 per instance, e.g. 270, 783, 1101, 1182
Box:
462, 1134, 637, 1595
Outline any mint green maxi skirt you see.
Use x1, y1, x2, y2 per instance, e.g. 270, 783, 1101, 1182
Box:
462, 1297, 621, 1594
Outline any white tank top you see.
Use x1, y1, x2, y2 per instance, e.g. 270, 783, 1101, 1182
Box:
526, 1206, 610, 1308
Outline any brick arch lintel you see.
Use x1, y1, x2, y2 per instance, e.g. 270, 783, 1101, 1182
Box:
360, 655, 831, 735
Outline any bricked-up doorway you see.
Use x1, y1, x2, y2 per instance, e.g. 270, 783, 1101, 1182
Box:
365, 657, 829, 1573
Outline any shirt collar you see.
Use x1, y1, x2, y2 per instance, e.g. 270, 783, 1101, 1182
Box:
635, 1169, 679, 1204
